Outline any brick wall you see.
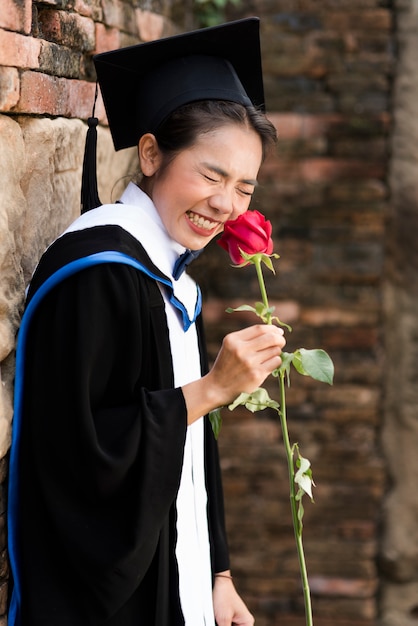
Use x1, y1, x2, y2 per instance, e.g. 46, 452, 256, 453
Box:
190, 1, 394, 624
0, 1, 409, 625
0, 0, 175, 118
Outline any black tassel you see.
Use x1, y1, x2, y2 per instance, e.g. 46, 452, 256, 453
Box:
80, 85, 102, 213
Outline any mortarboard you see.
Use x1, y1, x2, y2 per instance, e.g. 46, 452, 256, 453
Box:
94, 17, 264, 151
81, 17, 265, 212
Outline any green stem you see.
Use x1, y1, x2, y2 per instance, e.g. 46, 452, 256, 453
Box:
278, 370, 313, 626
254, 256, 272, 324
253, 253, 312, 623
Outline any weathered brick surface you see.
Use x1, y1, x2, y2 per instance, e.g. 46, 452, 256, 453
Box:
94, 22, 120, 54
38, 41, 84, 79
0, 29, 41, 69
0, 0, 415, 625
74, 0, 103, 21
0, 0, 32, 34
36, 9, 95, 51
136, 9, 167, 42
11, 71, 104, 119
0, 67, 20, 110
186, 2, 396, 624
100, 0, 137, 33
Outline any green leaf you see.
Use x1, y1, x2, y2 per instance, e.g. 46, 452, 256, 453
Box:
228, 392, 250, 411
209, 408, 223, 439
273, 351, 295, 385
255, 301, 272, 315
260, 254, 277, 274
238, 251, 279, 274
228, 388, 279, 413
292, 348, 334, 385
226, 305, 257, 314
254, 301, 276, 323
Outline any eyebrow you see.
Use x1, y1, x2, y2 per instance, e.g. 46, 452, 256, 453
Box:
203, 163, 259, 187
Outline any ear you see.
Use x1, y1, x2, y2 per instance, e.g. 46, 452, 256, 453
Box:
138, 133, 163, 177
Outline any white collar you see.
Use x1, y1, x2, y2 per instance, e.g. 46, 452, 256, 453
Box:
119, 183, 187, 277
61, 183, 199, 319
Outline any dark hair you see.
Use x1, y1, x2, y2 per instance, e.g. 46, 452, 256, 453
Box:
153, 100, 277, 164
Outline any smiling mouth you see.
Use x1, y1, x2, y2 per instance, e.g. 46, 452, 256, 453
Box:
186, 210, 219, 231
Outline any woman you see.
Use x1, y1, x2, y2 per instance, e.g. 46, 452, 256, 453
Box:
8, 18, 286, 626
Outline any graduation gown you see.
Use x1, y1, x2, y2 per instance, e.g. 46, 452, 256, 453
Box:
8, 215, 229, 625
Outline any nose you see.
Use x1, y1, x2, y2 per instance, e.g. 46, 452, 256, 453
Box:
208, 191, 234, 216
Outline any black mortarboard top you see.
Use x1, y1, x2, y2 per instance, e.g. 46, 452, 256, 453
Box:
94, 17, 264, 151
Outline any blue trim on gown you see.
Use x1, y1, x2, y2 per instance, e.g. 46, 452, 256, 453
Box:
7, 250, 202, 626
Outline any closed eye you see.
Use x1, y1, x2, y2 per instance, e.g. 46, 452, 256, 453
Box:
237, 187, 254, 197
204, 174, 220, 183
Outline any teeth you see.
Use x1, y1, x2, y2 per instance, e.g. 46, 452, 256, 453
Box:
187, 211, 217, 230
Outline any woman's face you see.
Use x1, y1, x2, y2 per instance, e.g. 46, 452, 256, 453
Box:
142, 123, 264, 250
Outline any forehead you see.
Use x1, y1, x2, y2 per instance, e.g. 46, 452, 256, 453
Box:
187, 124, 263, 169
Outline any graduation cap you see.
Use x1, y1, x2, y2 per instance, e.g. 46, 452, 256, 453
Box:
81, 17, 265, 212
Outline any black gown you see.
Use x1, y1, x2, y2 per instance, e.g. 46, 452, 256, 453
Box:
8, 224, 229, 625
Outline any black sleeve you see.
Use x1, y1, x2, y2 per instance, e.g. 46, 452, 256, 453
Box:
20, 262, 187, 620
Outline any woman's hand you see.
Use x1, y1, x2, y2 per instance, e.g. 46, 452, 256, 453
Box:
208, 324, 286, 404
213, 573, 254, 626
182, 324, 286, 425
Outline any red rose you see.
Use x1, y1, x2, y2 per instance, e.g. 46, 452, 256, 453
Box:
217, 210, 274, 265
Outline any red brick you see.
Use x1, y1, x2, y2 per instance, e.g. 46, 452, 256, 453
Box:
94, 22, 120, 54
101, 0, 136, 34
300, 307, 376, 328
67, 79, 105, 119
319, 385, 380, 409
0, 66, 19, 111
38, 9, 95, 52
324, 326, 379, 349
304, 157, 384, 181
321, 407, 380, 425
309, 577, 378, 598
262, 156, 385, 183
0, 0, 32, 34
0, 29, 40, 69
74, 0, 102, 21
13, 71, 66, 115
11, 71, 106, 119
269, 113, 344, 140
38, 40, 83, 78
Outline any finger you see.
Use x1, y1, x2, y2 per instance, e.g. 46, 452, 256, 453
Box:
235, 323, 285, 342
249, 330, 286, 355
